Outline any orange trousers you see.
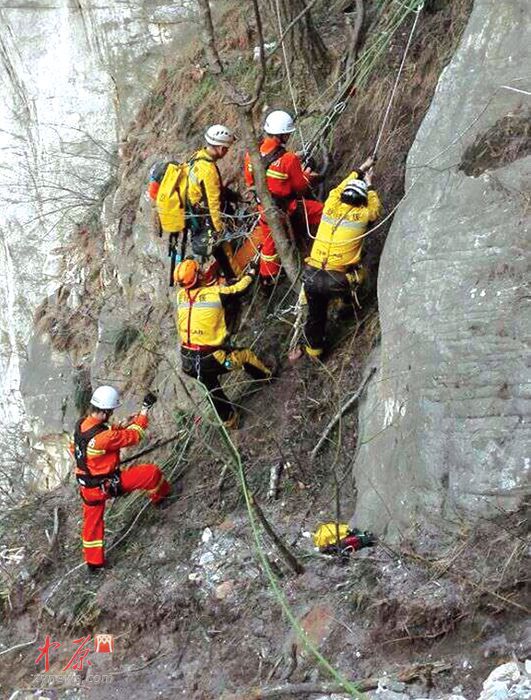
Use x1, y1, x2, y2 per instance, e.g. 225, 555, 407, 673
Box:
79, 464, 171, 567
258, 198, 323, 279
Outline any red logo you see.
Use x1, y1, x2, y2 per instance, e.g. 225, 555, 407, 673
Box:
62, 635, 93, 671
34, 633, 115, 671
35, 635, 61, 672
94, 634, 114, 654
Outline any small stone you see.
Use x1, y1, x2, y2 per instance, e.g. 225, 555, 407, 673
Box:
215, 580, 234, 600
201, 527, 213, 544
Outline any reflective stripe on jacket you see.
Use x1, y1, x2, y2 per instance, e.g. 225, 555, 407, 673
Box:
306, 170, 382, 272
243, 137, 309, 200
187, 148, 224, 233
176, 276, 253, 348
71, 414, 148, 477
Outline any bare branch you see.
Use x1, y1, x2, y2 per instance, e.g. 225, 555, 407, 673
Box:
197, 0, 223, 74
250, 492, 304, 575
244, 662, 452, 698
246, 0, 267, 107
345, 0, 365, 78
311, 366, 376, 460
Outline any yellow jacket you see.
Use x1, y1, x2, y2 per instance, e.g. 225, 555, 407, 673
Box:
306, 170, 382, 272
187, 148, 224, 233
176, 275, 253, 348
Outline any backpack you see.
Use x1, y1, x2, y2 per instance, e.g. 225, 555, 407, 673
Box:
156, 162, 189, 234
312, 522, 350, 548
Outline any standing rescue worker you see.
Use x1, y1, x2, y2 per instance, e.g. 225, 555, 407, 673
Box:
299, 157, 382, 358
243, 110, 323, 286
188, 124, 239, 280
72, 386, 171, 571
175, 259, 272, 427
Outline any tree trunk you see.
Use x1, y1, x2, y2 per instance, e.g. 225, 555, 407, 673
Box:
272, 0, 329, 83
238, 113, 301, 285
197, 0, 301, 286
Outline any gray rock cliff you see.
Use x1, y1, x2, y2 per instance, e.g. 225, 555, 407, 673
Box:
351, 0, 530, 536
0, 1, 191, 488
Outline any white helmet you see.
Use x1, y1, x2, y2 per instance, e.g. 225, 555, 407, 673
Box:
205, 124, 235, 146
342, 179, 368, 199
264, 110, 296, 135
90, 385, 121, 410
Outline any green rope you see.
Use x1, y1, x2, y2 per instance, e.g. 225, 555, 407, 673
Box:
204, 389, 368, 699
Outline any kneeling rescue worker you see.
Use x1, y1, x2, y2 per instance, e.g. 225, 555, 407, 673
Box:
243, 110, 323, 285
72, 386, 171, 571
300, 156, 382, 358
175, 259, 272, 427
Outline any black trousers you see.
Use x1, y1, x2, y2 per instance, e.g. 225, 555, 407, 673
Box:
168, 231, 188, 287
302, 266, 353, 352
181, 348, 270, 422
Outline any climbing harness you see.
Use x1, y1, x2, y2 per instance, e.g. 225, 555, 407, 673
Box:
73, 420, 108, 480
73, 420, 123, 498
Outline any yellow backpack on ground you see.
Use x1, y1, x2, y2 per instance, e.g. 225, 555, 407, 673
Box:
312, 522, 350, 548
156, 162, 189, 234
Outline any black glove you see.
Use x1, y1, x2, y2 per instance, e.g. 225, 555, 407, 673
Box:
142, 391, 158, 409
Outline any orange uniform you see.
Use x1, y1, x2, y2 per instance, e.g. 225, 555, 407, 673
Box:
244, 137, 323, 279
72, 413, 170, 567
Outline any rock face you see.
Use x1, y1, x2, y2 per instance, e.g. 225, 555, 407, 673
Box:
351, 0, 530, 536
0, 2, 190, 484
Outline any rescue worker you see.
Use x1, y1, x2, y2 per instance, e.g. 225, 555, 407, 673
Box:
297, 157, 382, 359
243, 110, 324, 286
187, 124, 239, 280
175, 259, 272, 427
72, 386, 171, 571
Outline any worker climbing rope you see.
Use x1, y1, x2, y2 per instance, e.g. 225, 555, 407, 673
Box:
291, 156, 382, 360
243, 110, 324, 289
175, 258, 272, 428
71, 386, 171, 572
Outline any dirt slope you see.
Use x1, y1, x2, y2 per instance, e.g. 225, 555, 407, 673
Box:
2, 2, 529, 699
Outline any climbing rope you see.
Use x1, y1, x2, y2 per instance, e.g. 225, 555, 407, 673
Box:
274, 0, 307, 153
372, 1, 424, 157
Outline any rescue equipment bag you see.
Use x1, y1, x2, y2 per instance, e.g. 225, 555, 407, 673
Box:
156, 162, 189, 234
312, 522, 376, 555
312, 522, 350, 548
